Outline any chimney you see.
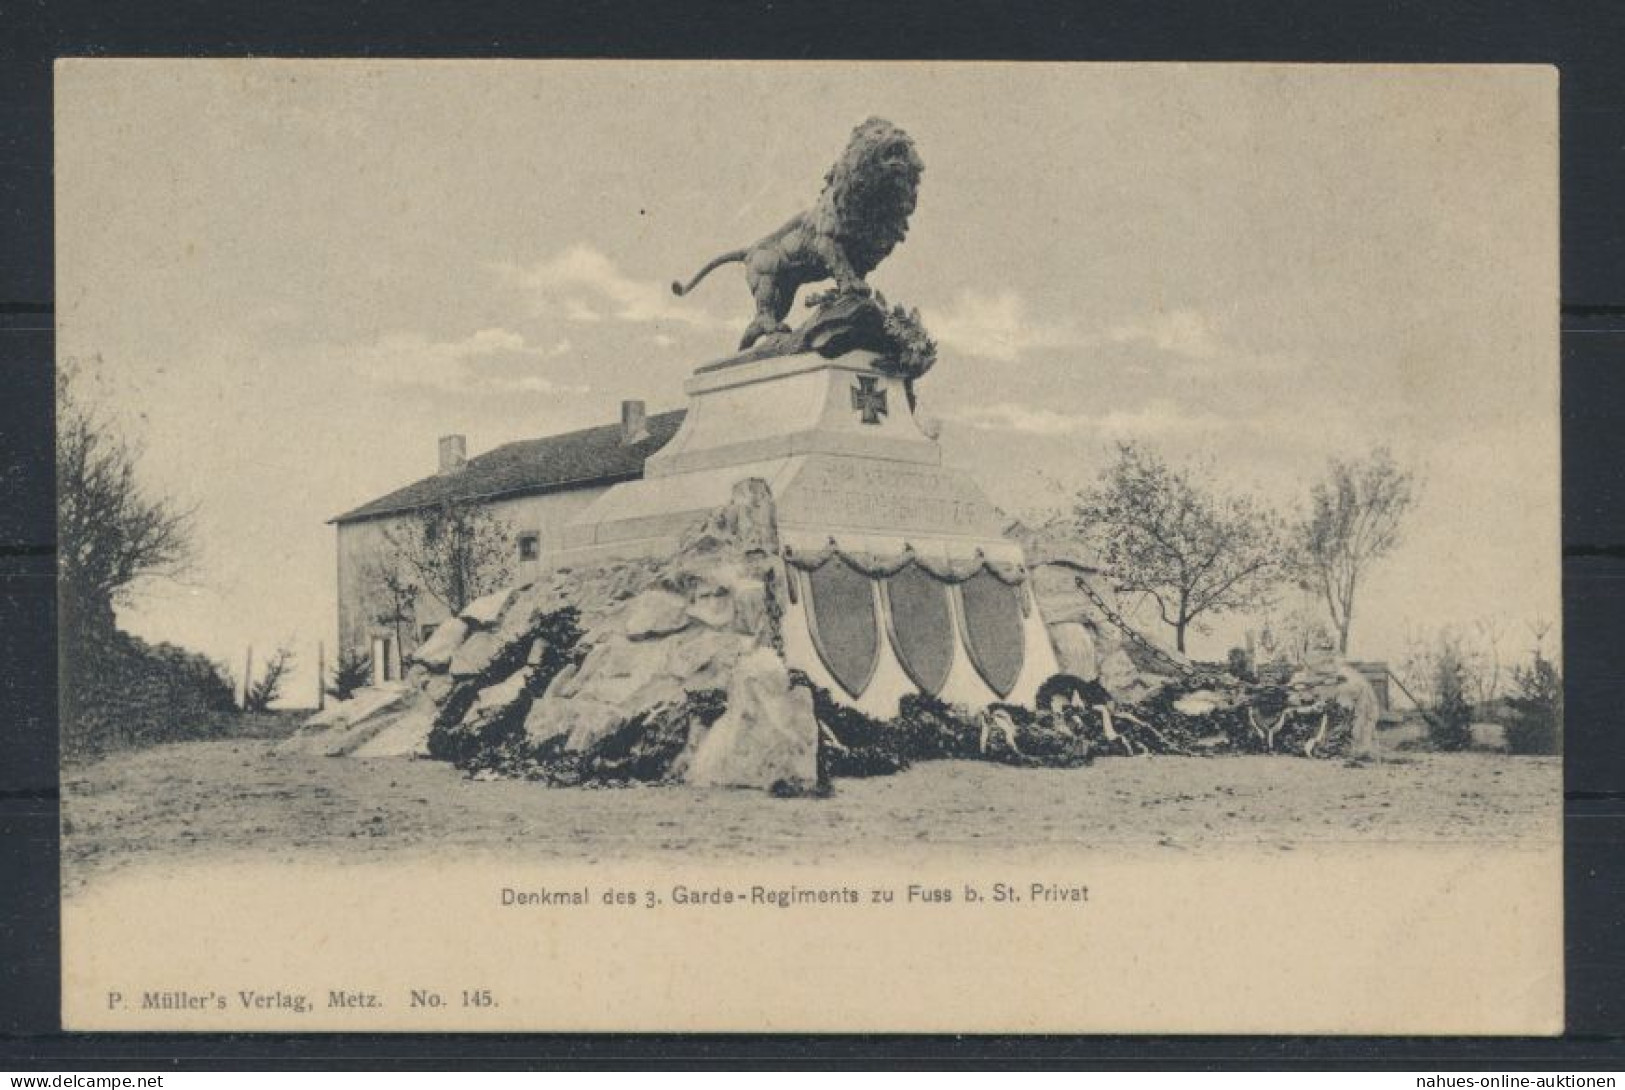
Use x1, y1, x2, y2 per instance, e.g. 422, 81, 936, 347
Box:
438, 434, 467, 475
620, 399, 648, 445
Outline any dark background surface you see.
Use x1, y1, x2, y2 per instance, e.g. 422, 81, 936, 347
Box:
2, 0, 1622, 1068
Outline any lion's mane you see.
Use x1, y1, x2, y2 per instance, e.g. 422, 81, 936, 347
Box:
812, 117, 925, 280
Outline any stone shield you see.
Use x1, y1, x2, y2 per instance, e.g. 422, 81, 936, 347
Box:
958, 570, 1026, 698
801, 560, 880, 698
883, 564, 955, 696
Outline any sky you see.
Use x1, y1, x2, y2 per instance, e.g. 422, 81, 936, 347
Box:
55, 61, 1560, 705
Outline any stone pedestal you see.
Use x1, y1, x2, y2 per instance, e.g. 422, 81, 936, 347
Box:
555, 349, 1058, 715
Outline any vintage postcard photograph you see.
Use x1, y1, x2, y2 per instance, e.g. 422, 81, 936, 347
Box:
55, 60, 1561, 1033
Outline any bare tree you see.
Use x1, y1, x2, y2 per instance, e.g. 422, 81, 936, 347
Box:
1257, 586, 1334, 667
56, 360, 195, 639
243, 644, 295, 712
1295, 447, 1418, 655
367, 557, 420, 657
1076, 442, 1285, 654
1397, 624, 1478, 711
1395, 622, 1443, 709
1394, 617, 1522, 728
1466, 614, 1507, 708
1526, 615, 1554, 652
380, 498, 514, 617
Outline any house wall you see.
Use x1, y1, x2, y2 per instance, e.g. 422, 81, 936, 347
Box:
335, 484, 614, 660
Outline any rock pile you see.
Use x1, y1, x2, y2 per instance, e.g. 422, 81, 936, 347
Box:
1096, 655, 1380, 759
288, 479, 820, 791
1003, 537, 1381, 762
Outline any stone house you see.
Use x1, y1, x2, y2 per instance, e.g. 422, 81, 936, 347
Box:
330, 401, 682, 682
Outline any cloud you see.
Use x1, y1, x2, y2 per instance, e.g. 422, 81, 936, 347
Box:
925, 292, 1311, 398
563, 297, 604, 323
923, 288, 1083, 362
348, 327, 590, 396
497, 244, 727, 330
925, 293, 1218, 367
942, 398, 1234, 439
1106, 308, 1220, 360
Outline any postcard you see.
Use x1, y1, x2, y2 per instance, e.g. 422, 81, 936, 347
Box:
56, 60, 1561, 1033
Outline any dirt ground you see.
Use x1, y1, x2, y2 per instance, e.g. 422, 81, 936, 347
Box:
59, 735, 1561, 894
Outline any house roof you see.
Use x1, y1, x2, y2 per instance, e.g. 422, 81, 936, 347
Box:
331, 408, 687, 524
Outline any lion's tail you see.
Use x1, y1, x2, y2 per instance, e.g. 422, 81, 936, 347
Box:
671, 248, 747, 297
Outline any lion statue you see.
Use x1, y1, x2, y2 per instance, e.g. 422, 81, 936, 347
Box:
671, 117, 924, 350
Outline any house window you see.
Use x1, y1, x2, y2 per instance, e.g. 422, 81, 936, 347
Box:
518, 533, 541, 562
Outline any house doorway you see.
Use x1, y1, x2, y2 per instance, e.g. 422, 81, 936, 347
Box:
370, 634, 398, 686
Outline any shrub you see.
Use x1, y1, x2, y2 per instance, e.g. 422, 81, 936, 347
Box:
327, 647, 372, 701
789, 670, 912, 780
894, 691, 982, 760
243, 645, 295, 712
1428, 649, 1474, 752
1504, 650, 1562, 755
61, 628, 237, 759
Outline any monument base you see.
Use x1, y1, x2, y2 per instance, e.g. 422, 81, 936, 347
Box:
555, 350, 1059, 715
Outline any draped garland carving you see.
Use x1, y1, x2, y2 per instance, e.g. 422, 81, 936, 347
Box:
781, 539, 1027, 591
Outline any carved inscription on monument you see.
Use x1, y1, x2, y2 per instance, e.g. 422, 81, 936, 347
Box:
780, 457, 1002, 536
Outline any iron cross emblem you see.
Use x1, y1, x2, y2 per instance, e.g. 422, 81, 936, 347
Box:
850, 375, 889, 425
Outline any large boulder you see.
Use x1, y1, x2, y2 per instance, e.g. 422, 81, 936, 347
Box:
349, 699, 438, 758
1048, 621, 1099, 680
411, 617, 469, 671
680, 647, 818, 790
622, 590, 691, 641
509, 479, 784, 761
460, 587, 518, 629
1099, 646, 1172, 704
1331, 662, 1381, 759
294, 686, 407, 732
471, 671, 530, 718
449, 628, 538, 682
278, 686, 416, 757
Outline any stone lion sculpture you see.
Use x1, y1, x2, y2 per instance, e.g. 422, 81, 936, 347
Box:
671, 117, 924, 349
